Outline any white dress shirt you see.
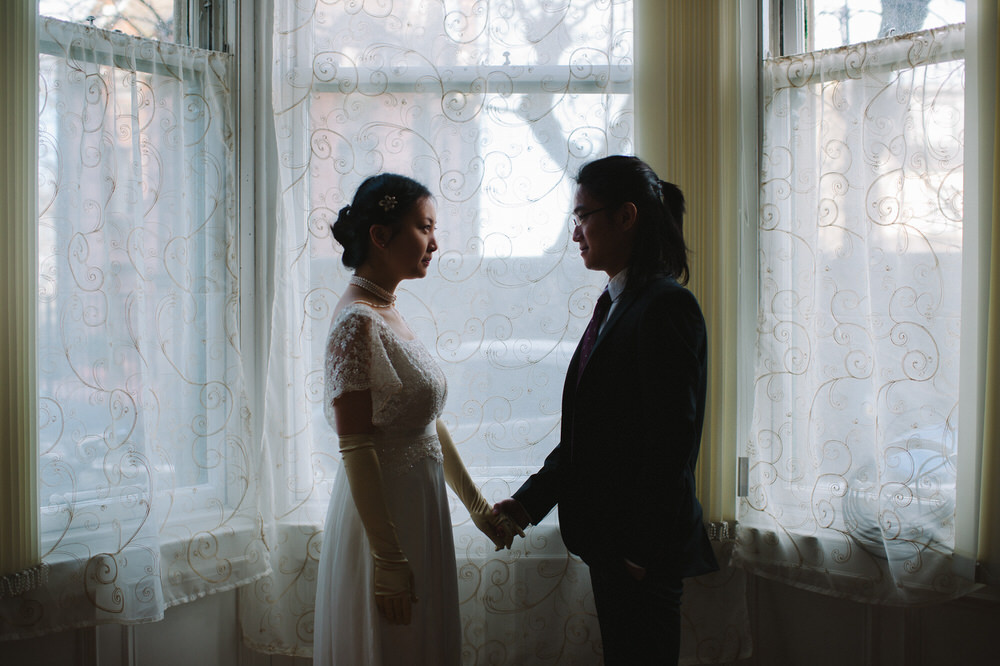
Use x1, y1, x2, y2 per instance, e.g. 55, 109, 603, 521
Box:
599, 269, 628, 334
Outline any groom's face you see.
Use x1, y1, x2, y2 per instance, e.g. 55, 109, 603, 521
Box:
572, 187, 631, 277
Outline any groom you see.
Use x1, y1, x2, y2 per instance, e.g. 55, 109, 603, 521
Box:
494, 156, 718, 665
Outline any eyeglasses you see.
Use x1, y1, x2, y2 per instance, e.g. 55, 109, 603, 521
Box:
571, 207, 607, 227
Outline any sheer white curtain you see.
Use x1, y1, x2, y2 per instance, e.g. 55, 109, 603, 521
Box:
0, 18, 267, 638
736, 23, 978, 603
240, 0, 632, 659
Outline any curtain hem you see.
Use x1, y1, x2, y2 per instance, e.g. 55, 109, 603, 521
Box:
0, 563, 271, 642
734, 525, 981, 607
735, 562, 982, 608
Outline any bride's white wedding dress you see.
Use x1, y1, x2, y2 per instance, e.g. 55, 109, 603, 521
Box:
313, 302, 461, 665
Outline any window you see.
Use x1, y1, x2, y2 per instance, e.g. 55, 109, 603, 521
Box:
737, 0, 974, 602
0, 0, 267, 637
764, 0, 966, 56
808, 0, 965, 49
38, 0, 226, 48
270, 2, 633, 505
242, 1, 634, 654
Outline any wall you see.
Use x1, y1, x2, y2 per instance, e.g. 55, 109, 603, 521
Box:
1, 575, 996, 666
745, 577, 998, 666
0, 590, 305, 666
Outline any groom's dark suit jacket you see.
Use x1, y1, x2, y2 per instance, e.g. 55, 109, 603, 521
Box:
514, 274, 718, 579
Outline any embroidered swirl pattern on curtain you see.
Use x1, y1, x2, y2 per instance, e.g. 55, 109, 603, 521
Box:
736, 23, 977, 603
243, 0, 633, 660
0, 18, 267, 638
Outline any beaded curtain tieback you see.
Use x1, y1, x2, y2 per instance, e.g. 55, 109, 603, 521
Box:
350, 275, 396, 304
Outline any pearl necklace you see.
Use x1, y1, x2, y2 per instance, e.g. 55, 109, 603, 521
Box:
350, 275, 396, 304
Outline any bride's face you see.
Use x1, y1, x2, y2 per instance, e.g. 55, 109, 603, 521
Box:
380, 196, 438, 281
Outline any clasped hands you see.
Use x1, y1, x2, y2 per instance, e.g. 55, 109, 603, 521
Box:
470, 502, 525, 551
481, 498, 530, 550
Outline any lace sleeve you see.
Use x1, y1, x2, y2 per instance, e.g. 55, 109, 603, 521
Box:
323, 305, 403, 427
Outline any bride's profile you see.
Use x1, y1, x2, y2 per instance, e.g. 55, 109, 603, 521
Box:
312, 173, 521, 665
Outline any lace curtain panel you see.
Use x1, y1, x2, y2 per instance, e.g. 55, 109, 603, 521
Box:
241, 0, 753, 658
243, 0, 634, 657
736, 23, 977, 604
0, 17, 267, 638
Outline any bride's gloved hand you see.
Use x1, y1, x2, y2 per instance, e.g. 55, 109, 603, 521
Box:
339, 432, 417, 624
372, 556, 416, 625
437, 419, 524, 551
488, 511, 526, 550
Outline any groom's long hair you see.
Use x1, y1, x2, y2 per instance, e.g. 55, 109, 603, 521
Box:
574, 155, 690, 289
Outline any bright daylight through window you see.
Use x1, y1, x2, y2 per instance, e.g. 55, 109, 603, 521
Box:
737, 0, 972, 603
39, 0, 177, 42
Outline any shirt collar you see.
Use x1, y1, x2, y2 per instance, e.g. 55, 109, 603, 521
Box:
606, 269, 628, 302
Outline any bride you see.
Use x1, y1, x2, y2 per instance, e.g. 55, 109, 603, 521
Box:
313, 174, 521, 665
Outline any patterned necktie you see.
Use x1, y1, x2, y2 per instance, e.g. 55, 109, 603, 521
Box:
577, 289, 612, 380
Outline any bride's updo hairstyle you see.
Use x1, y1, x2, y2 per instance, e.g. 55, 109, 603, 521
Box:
332, 173, 432, 269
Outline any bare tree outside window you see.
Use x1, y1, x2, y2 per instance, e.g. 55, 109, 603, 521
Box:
39, 0, 175, 43
809, 0, 964, 51
878, 0, 933, 37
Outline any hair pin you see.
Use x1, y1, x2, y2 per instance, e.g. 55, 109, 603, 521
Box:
379, 195, 397, 212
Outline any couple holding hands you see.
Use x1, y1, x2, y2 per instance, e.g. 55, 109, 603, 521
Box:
313, 156, 718, 666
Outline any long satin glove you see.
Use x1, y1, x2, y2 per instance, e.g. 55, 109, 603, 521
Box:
437, 419, 525, 550
338, 433, 416, 624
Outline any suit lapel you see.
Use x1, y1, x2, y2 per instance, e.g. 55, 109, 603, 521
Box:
574, 287, 641, 387
566, 285, 643, 463
592, 288, 638, 350
566, 342, 582, 387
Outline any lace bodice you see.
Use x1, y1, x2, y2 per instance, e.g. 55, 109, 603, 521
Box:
324, 302, 448, 473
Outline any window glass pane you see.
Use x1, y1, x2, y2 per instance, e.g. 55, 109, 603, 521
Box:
809, 0, 965, 51
270, 0, 633, 508
39, 0, 177, 43
36, 17, 240, 536
743, 21, 970, 602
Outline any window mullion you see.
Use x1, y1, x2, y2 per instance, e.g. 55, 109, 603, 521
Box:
780, 0, 807, 55
182, 0, 227, 51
